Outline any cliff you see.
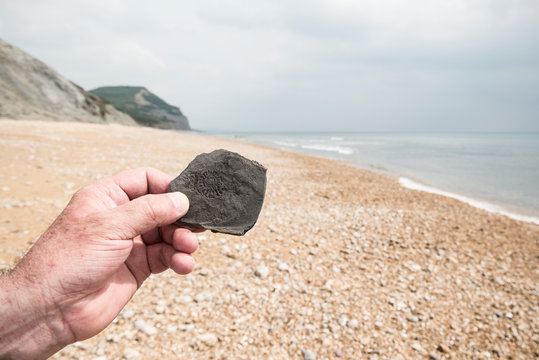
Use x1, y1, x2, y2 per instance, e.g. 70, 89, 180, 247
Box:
0, 38, 136, 125
90, 86, 191, 130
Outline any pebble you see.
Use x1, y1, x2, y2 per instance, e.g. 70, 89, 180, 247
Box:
411, 343, 427, 354
395, 301, 407, 311
222, 246, 237, 259
227, 279, 238, 290
194, 290, 213, 303
303, 349, 315, 360
198, 267, 211, 276
94, 341, 106, 356
177, 295, 193, 303
437, 344, 450, 353
278, 262, 290, 271
347, 319, 359, 328
178, 323, 195, 332
254, 264, 270, 278
505, 312, 513, 319
166, 325, 177, 333
123, 348, 140, 359
62, 182, 75, 190
120, 309, 135, 320
155, 304, 166, 314
106, 333, 120, 343
198, 333, 218, 346
0, 258, 8, 270
197, 234, 207, 241
404, 261, 422, 272
322, 280, 333, 291
134, 319, 158, 336
72, 341, 91, 350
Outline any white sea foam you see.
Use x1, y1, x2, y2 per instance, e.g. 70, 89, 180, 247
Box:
301, 144, 354, 155
330, 136, 344, 141
399, 177, 539, 225
274, 141, 299, 148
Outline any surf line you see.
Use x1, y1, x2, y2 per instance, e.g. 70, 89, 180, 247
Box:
399, 177, 539, 225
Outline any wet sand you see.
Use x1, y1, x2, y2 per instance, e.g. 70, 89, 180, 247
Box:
1, 119, 537, 359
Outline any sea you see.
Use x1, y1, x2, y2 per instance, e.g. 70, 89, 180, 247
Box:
209, 132, 539, 225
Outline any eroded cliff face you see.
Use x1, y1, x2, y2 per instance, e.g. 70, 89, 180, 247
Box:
0, 38, 136, 125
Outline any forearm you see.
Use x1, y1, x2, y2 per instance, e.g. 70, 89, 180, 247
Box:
0, 271, 73, 360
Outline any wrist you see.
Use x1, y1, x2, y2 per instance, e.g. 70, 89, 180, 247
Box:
0, 270, 74, 359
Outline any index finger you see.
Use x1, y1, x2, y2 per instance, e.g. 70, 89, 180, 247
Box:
89, 167, 173, 206
112, 167, 173, 199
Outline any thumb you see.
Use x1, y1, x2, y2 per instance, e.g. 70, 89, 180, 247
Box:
101, 192, 189, 239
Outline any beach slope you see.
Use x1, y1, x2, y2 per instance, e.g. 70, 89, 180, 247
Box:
0, 120, 537, 359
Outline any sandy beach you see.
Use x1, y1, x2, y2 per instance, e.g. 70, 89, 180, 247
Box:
1, 119, 537, 359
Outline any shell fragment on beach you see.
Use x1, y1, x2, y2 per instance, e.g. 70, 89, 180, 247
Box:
168, 149, 267, 235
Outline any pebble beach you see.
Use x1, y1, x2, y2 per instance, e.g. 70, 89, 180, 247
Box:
0, 119, 538, 359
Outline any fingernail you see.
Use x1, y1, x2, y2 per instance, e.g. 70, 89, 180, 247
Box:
167, 192, 189, 213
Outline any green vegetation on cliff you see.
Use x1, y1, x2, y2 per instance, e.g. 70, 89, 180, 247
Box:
90, 86, 190, 130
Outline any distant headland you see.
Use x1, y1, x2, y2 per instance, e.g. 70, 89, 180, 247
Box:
90, 86, 190, 130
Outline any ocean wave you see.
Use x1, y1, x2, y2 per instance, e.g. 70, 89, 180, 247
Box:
301, 144, 354, 155
399, 177, 539, 225
274, 141, 299, 148
330, 136, 344, 141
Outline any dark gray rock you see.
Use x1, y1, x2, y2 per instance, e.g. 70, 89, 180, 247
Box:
169, 149, 267, 235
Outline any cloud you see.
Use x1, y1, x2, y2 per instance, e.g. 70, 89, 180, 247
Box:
1, 0, 538, 131
109, 39, 167, 70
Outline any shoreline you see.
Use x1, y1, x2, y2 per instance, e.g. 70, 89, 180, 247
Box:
1, 119, 537, 359
209, 132, 539, 225
399, 177, 539, 225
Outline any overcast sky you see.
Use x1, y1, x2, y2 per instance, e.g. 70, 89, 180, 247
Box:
1, 0, 538, 132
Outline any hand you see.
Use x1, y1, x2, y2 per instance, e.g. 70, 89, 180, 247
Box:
0, 167, 199, 359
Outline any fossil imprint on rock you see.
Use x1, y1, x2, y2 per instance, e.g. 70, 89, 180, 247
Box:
168, 149, 267, 235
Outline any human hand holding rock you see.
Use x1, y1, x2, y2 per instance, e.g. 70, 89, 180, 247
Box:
0, 167, 199, 359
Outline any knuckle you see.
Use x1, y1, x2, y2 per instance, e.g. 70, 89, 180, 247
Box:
72, 184, 93, 200
142, 197, 165, 224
